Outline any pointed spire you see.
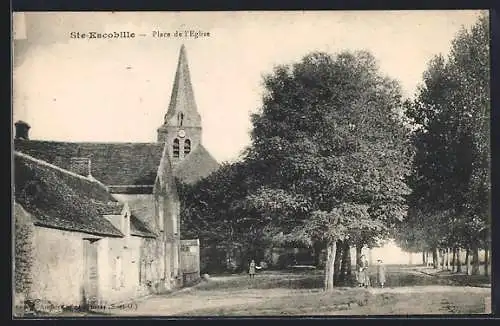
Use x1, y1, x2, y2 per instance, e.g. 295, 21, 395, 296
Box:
164, 44, 198, 122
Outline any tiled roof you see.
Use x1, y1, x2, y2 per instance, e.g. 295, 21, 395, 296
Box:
14, 140, 165, 186
130, 198, 157, 222
14, 152, 124, 237
120, 195, 157, 234
174, 144, 220, 184
130, 214, 157, 238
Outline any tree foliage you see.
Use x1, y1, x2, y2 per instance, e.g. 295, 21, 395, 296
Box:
180, 49, 412, 283
396, 14, 490, 259
247, 50, 411, 252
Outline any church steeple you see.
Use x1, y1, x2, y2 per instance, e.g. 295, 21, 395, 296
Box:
163, 44, 200, 123
158, 45, 202, 164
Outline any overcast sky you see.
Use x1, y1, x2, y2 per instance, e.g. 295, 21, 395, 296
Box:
12, 11, 485, 163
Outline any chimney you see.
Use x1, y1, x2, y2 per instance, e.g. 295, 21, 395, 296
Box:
69, 157, 92, 177
14, 121, 30, 140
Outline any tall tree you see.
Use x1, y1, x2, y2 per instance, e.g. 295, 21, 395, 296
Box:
246, 50, 411, 290
400, 14, 490, 273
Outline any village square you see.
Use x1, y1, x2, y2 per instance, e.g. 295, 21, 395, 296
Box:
12, 11, 491, 316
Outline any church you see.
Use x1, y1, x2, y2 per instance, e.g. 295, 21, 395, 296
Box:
13, 44, 219, 310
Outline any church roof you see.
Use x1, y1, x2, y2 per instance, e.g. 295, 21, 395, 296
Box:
130, 213, 157, 238
14, 139, 165, 187
14, 151, 157, 238
164, 44, 200, 122
174, 144, 220, 184
14, 151, 125, 237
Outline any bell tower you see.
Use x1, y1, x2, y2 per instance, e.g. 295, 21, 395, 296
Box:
157, 45, 202, 165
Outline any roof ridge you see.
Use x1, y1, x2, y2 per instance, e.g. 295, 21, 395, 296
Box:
15, 139, 163, 146
15, 151, 114, 193
14, 141, 165, 187
87, 174, 113, 192
15, 151, 96, 182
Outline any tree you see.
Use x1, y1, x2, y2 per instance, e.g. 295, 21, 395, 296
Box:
246, 50, 411, 290
178, 161, 267, 272
399, 14, 490, 274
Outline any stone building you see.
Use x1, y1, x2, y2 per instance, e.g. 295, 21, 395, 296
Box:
13, 45, 215, 309
14, 151, 166, 307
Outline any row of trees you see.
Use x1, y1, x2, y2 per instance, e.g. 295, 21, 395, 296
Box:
179, 14, 490, 288
394, 14, 490, 276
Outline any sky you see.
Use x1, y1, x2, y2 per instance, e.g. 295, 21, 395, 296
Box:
12, 11, 486, 163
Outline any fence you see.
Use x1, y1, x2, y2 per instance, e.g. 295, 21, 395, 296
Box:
180, 239, 200, 286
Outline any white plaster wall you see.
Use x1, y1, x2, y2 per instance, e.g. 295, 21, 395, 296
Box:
99, 237, 144, 303
30, 227, 86, 306
20, 224, 160, 307
96, 237, 109, 302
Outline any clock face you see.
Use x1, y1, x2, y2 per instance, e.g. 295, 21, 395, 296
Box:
178, 129, 186, 138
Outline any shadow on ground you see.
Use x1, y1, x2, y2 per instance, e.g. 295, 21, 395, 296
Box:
384, 266, 491, 288
196, 265, 490, 292
180, 266, 491, 316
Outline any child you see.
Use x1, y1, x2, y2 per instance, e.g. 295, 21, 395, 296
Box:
376, 259, 386, 288
249, 260, 256, 279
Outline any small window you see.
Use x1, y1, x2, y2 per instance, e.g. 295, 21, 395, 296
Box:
173, 138, 180, 158
184, 139, 191, 155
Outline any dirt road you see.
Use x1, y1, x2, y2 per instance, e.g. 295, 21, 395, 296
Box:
109, 269, 490, 316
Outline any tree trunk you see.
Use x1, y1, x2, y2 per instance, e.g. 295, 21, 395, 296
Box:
472, 246, 480, 275
484, 248, 489, 277
345, 243, 352, 276
422, 251, 426, 265
465, 249, 471, 275
456, 248, 462, 273
446, 248, 450, 270
334, 240, 343, 282
356, 244, 363, 268
440, 249, 445, 270
339, 245, 346, 281
340, 242, 352, 280
432, 247, 438, 269
324, 241, 337, 291
451, 248, 456, 271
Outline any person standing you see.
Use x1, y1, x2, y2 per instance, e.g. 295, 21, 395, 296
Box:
359, 254, 370, 288
356, 257, 364, 287
249, 259, 256, 279
376, 259, 386, 288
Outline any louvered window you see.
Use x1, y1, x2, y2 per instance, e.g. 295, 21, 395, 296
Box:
173, 138, 180, 158
184, 139, 191, 155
